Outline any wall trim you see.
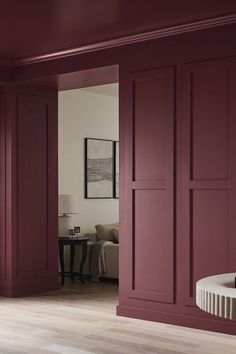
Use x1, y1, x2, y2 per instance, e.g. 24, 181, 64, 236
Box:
117, 305, 236, 335
12, 13, 236, 66
0, 279, 59, 298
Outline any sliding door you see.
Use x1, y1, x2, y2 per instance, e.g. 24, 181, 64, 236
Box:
181, 59, 236, 307
122, 67, 175, 304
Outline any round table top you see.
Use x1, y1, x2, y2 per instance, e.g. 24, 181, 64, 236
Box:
196, 273, 236, 320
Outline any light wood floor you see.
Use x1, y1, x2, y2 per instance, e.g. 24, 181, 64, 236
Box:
0, 280, 236, 354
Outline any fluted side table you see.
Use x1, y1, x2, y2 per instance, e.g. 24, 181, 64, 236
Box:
196, 273, 236, 320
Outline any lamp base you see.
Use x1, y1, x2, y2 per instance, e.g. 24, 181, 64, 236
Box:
58, 215, 72, 237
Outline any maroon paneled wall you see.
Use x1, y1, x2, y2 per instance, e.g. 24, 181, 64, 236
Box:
0, 89, 59, 297
118, 56, 236, 335
0, 23, 236, 335
181, 60, 236, 306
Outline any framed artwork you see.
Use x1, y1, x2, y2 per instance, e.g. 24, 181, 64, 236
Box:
85, 138, 114, 198
114, 141, 119, 198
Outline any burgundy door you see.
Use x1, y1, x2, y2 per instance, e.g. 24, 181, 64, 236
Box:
123, 67, 175, 304
118, 57, 236, 335
0, 89, 59, 297
17, 93, 58, 284
181, 58, 236, 307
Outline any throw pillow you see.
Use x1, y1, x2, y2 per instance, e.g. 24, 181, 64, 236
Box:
95, 223, 118, 242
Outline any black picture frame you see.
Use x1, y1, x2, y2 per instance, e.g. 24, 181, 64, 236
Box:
85, 138, 115, 199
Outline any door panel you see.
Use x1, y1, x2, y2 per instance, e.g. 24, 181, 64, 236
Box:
127, 67, 175, 304
191, 68, 229, 180
18, 95, 49, 277
181, 60, 236, 306
0, 89, 59, 297
134, 189, 169, 296
16, 93, 58, 285
134, 75, 168, 181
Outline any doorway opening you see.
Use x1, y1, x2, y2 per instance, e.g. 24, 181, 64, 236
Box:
57, 66, 119, 304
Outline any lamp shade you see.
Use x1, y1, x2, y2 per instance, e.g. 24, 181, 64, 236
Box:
58, 194, 78, 215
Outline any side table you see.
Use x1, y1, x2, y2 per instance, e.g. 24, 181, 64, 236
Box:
58, 236, 89, 286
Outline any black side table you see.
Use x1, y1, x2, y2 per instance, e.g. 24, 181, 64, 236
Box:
58, 236, 89, 286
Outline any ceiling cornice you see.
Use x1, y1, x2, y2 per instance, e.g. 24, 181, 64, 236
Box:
5, 12, 236, 67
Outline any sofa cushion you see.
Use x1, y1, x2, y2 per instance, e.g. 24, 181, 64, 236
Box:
95, 223, 118, 242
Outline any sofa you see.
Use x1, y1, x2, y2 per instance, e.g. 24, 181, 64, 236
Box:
85, 233, 119, 279
70, 224, 119, 280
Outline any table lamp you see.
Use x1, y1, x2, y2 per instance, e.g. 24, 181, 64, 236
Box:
58, 194, 78, 236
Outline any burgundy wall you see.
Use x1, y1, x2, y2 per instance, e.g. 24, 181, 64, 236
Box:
180, 60, 236, 306
118, 55, 236, 335
0, 88, 59, 297
1, 23, 236, 335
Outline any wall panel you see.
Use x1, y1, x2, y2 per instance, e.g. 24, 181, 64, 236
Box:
118, 56, 236, 336
181, 60, 236, 307
18, 95, 49, 277
0, 89, 59, 297
15, 92, 59, 291
127, 68, 175, 304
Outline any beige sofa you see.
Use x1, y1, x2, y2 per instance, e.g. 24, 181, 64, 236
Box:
69, 233, 119, 280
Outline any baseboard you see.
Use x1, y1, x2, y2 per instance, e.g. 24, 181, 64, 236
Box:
0, 280, 60, 298
117, 305, 236, 336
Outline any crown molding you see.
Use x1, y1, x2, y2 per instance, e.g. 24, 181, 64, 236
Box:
6, 13, 236, 67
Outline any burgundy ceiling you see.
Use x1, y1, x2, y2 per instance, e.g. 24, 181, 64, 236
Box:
0, 0, 236, 61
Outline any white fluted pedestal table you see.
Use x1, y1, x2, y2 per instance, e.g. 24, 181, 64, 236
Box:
196, 273, 236, 320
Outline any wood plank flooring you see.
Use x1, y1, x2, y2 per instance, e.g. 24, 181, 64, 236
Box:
0, 280, 235, 354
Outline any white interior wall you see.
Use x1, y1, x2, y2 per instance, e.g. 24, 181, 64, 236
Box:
58, 84, 119, 235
